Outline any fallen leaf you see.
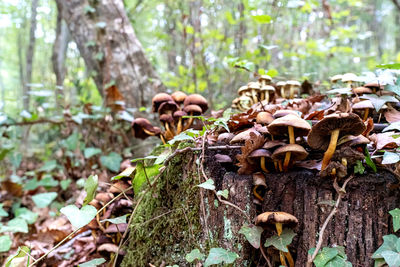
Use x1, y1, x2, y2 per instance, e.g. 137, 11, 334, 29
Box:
371, 132, 400, 150
384, 107, 400, 123
236, 132, 265, 174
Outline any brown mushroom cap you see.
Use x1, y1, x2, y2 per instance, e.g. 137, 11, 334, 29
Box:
183, 94, 208, 113
262, 140, 286, 150
260, 85, 275, 92
215, 154, 232, 163
271, 144, 308, 161
132, 118, 161, 139
330, 74, 343, 83
171, 91, 187, 104
218, 132, 235, 143
352, 100, 373, 110
159, 114, 174, 123
249, 148, 271, 159
152, 93, 173, 112
253, 172, 267, 187
173, 110, 187, 118
256, 112, 274, 125
341, 73, 358, 83
248, 81, 261, 90
353, 87, 372, 95
183, 104, 202, 115
337, 134, 370, 147
364, 82, 381, 89
255, 211, 298, 228
158, 101, 180, 115
267, 114, 311, 137
307, 113, 366, 150
230, 128, 261, 144
237, 85, 249, 95
258, 75, 272, 83
273, 110, 300, 119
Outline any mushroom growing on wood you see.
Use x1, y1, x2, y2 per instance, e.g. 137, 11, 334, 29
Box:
159, 114, 175, 140
253, 172, 267, 203
183, 94, 208, 113
272, 144, 308, 172
286, 80, 301, 99
255, 211, 298, 267
171, 91, 187, 106
276, 81, 286, 98
152, 93, 173, 112
260, 85, 275, 103
183, 104, 203, 131
307, 113, 366, 171
247, 81, 261, 104
173, 110, 187, 134
132, 118, 163, 141
352, 100, 374, 121
341, 73, 358, 88
249, 149, 272, 173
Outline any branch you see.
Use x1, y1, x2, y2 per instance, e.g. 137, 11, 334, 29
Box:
391, 0, 400, 11
306, 176, 354, 267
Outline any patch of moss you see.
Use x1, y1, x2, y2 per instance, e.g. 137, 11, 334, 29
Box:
121, 151, 202, 266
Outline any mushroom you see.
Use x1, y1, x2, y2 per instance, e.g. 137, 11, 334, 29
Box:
237, 85, 249, 97
341, 73, 358, 88
353, 86, 372, 97
268, 115, 311, 171
307, 113, 366, 171
258, 74, 272, 86
217, 132, 235, 144
352, 100, 374, 121
263, 140, 286, 171
256, 112, 274, 125
171, 91, 187, 106
230, 128, 261, 145
183, 104, 202, 131
159, 114, 175, 140
238, 95, 253, 110
272, 110, 301, 119
286, 80, 301, 99
152, 93, 173, 112
260, 85, 275, 103
276, 81, 287, 98
131, 118, 164, 143
330, 74, 343, 84
255, 211, 298, 267
247, 82, 261, 104
252, 172, 267, 203
183, 94, 208, 113
248, 149, 272, 173
173, 110, 187, 134
364, 81, 382, 94
271, 144, 308, 172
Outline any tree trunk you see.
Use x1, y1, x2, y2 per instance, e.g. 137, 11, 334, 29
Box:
122, 148, 400, 267
52, 7, 70, 109
55, 0, 165, 109
24, 0, 39, 111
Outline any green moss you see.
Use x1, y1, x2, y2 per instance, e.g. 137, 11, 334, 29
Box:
121, 151, 202, 267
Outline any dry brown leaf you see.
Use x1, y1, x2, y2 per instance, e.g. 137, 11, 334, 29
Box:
1, 181, 23, 197
105, 85, 124, 112
384, 107, 400, 123
105, 223, 128, 233
370, 131, 400, 150
236, 132, 265, 174
305, 110, 324, 121
362, 118, 374, 137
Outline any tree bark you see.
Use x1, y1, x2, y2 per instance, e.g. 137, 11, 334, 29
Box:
55, 0, 165, 109
52, 7, 70, 108
24, 0, 39, 111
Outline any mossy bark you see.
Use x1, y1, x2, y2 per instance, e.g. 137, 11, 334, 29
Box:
122, 147, 400, 267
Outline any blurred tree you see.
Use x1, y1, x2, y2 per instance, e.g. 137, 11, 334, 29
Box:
55, 0, 165, 109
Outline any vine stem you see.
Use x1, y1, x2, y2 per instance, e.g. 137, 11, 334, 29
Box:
306, 175, 354, 267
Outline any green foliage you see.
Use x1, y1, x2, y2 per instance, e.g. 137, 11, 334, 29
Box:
390, 209, 400, 232
185, 249, 205, 263
84, 147, 102, 158
1, 218, 28, 233
203, 248, 239, 266
78, 258, 106, 267
354, 160, 365, 174
364, 147, 377, 173
0, 204, 9, 217
83, 175, 98, 206
60, 205, 97, 229
32, 192, 57, 208
100, 152, 123, 172
239, 224, 264, 249
264, 228, 296, 252
196, 179, 215, 190
132, 162, 160, 194
0, 235, 12, 252
100, 214, 128, 224
216, 189, 229, 199
309, 246, 352, 267
360, 94, 399, 112
5, 246, 31, 267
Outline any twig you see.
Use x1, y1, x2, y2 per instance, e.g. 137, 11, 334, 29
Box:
306, 175, 354, 267
141, 159, 153, 189
260, 239, 273, 267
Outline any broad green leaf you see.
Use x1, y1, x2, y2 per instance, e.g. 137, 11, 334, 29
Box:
196, 179, 215, 191
381, 251, 400, 267
1, 218, 28, 233
390, 208, 400, 232
168, 132, 195, 145
84, 175, 98, 206
374, 258, 386, 267
312, 247, 339, 267
15, 208, 38, 224
264, 228, 296, 252
326, 256, 352, 267
38, 160, 57, 172
5, 246, 31, 267
251, 14, 272, 24
32, 192, 57, 208
365, 147, 377, 173
266, 69, 279, 78
132, 163, 160, 194
111, 167, 135, 181
396, 238, 400, 253
203, 248, 239, 266
373, 235, 399, 259
377, 63, 400, 69
38, 174, 59, 187
225, 11, 236, 25
326, 88, 352, 95
60, 179, 72, 191
239, 224, 264, 249
0, 204, 9, 217
100, 214, 128, 224
78, 258, 106, 267
382, 152, 400, 165
24, 178, 40, 191
216, 189, 229, 199
84, 147, 102, 158
0, 235, 12, 252
354, 160, 365, 174
360, 94, 399, 112
60, 205, 97, 229
185, 248, 205, 263
383, 122, 400, 133
100, 152, 122, 172
61, 132, 79, 151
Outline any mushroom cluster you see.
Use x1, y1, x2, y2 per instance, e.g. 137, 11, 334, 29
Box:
231, 75, 304, 111
131, 92, 208, 144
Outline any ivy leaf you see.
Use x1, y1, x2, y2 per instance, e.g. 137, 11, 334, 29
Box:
0, 235, 12, 252
38, 160, 57, 172
0, 203, 9, 217
79, 258, 106, 267
373, 235, 399, 259
381, 251, 400, 267
60, 205, 97, 229
365, 147, 377, 173
83, 175, 98, 206
264, 228, 296, 252
326, 256, 352, 267
251, 15, 272, 24
310, 247, 339, 267
1, 218, 28, 233
100, 214, 128, 224
32, 192, 57, 208
239, 224, 264, 249
390, 208, 400, 232
14, 208, 38, 224
360, 94, 399, 112
196, 179, 215, 191
185, 248, 205, 263
60, 179, 72, 191
383, 152, 400, 165
203, 248, 239, 266
111, 167, 135, 181
216, 189, 229, 199
386, 78, 400, 97
84, 147, 102, 158
354, 160, 365, 174
100, 152, 122, 172
132, 163, 160, 194
5, 246, 30, 267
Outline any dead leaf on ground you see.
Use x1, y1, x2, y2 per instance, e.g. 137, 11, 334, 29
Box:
384, 107, 400, 123
236, 132, 265, 174
370, 131, 400, 150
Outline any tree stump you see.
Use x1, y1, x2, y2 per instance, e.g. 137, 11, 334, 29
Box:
122, 148, 400, 267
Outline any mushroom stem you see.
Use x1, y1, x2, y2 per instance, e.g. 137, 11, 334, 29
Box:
281, 87, 286, 99
183, 112, 195, 131
280, 251, 288, 267
346, 81, 352, 88
283, 151, 291, 172
288, 126, 295, 144
177, 117, 183, 134
278, 161, 283, 172
160, 134, 166, 145
276, 223, 283, 236
253, 186, 264, 202
284, 250, 295, 267
363, 108, 369, 121
274, 161, 278, 171
260, 157, 269, 173
342, 158, 347, 167
289, 85, 295, 99
164, 122, 173, 139
264, 92, 269, 103
321, 129, 340, 170
251, 89, 258, 104
143, 129, 156, 136
282, 126, 295, 172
